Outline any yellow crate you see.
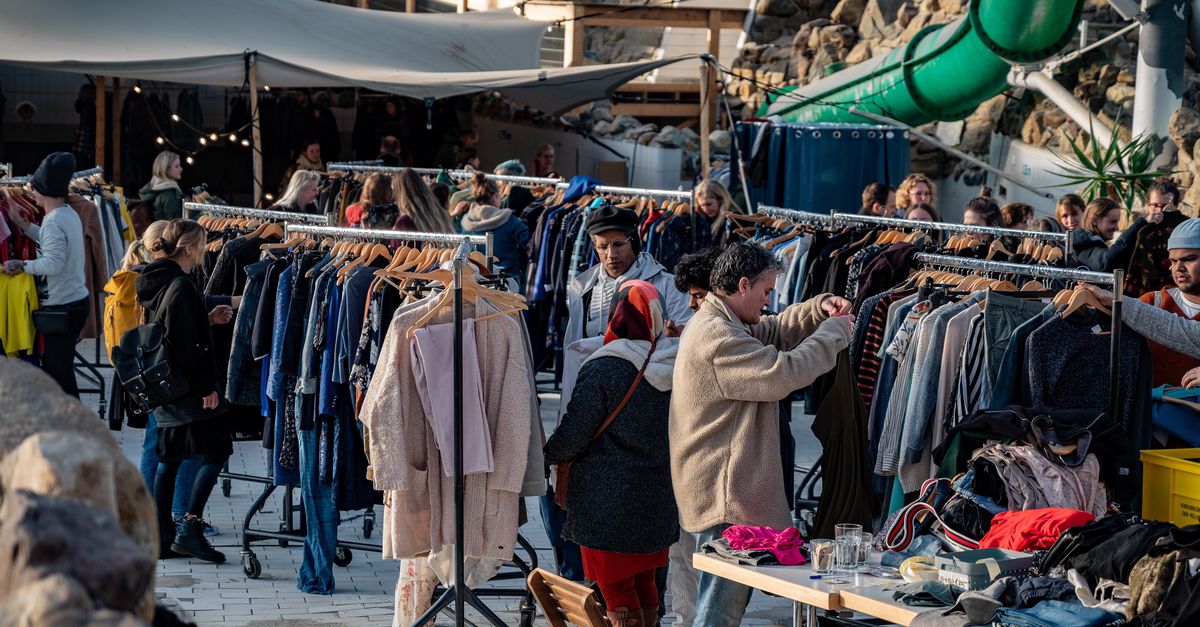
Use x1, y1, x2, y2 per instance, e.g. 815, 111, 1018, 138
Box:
1141, 449, 1200, 526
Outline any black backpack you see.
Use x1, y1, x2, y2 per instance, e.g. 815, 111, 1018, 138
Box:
111, 282, 192, 411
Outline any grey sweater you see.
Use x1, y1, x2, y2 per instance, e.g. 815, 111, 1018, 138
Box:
22, 205, 87, 306
1122, 296, 1200, 359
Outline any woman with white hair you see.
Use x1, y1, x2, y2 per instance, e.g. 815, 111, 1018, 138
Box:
140, 150, 185, 221
272, 169, 322, 215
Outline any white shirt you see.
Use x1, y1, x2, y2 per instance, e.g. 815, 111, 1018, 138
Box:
1172, 288, 1200, 318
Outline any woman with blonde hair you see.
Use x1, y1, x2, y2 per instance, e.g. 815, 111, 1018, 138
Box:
391, 168, 455, 233
273, 170, 322, 215
693, 179, 743, 248
896, 173, 936, 211
140, 151, 185, 221
345, 172, 393, 227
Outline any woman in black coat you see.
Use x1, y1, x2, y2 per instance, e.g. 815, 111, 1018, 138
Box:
136, 219, 231, 564
544, 280, 680, 627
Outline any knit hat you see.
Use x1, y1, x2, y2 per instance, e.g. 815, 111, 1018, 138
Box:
31, 152, 76, 198
586, 205, 639, 237
1168, 218, 1200, 250
494, 160, 526, 177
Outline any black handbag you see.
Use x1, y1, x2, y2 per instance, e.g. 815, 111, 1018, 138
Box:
31, 309, 69, 334
111, 293, 192, 412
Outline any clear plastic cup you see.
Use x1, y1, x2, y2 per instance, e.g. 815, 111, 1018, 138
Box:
855, 531, 873, 568
809, 539, 835, 575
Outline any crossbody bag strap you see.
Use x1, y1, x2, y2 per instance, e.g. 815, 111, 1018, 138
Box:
589, 351, 652, 443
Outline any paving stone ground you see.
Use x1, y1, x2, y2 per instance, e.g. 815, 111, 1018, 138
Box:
75, 340, 818, 626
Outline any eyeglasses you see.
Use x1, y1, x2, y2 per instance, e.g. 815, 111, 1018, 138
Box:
1147, 201, 1171, 210
594, 236, 633, 254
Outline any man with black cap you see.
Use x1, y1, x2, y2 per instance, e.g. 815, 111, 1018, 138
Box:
564, 205, 692, 350
3, 152, 89, 396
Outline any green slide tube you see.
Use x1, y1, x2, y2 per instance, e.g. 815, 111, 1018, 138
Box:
760, 0, 1086, 123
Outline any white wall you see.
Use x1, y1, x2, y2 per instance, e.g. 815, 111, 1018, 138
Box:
934, 133, 1079, 222
475, 117, 688, 190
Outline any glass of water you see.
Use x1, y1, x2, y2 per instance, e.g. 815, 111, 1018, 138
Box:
834, 524, 862, 573
855, 531, 873, 569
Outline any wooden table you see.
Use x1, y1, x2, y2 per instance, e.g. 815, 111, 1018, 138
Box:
693, 553, 867, 626
693, 552, 941, 626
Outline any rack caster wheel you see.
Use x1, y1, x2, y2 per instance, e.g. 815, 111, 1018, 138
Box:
363, 517, 374, 539
519, 605, 535, 627
242, 554, 262, 579
334, 547, 353, 567
221, 479, 231, 498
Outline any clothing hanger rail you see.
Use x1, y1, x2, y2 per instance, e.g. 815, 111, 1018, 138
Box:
832, 211, 1072, 259
70, 166, 105, 181
284, 224, 493, 272
182, 202, 334, 225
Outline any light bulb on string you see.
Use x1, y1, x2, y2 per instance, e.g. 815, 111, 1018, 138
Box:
199, 137, 207, 146
264, 193, 275, 201
155, 137, 165, 145
185, 156, 195, 165
133, 85, 142, 94
209, 133, 218, 141
170, 114, 180, 122
263, 85, 271, 92
240, 139, 250, 147
228, 134, 237, 142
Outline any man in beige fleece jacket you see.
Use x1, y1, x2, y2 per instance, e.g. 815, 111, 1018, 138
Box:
670, 242, 853, 626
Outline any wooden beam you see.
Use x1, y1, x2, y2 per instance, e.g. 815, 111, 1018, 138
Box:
457, 0, 467, 12
248, 56, 263, 207
564, 5, 584, 67
609, 103, 702, 117
406, 0, 415, 12
95, 76, 106, 172
700, 10, 721, 178
112, 78, 122, 183
356, 0, 368, 7
616, 82, 702, 94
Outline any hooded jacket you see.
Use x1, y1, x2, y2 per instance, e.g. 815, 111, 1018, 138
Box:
461, 205, 530, 286
564, 253, 692, 350
1068, 229, 1112, 272
138, 181, 183, 222
135, 258, 224, 427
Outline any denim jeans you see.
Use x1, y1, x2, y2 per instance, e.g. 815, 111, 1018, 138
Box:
692, 524, 753, 627
298, 413, 338, 594
140, 412, 201, 519
993, 600, 1120, 627
538, 491, 586, 581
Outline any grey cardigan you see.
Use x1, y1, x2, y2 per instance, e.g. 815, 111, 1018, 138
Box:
1122, 296, 1200, 359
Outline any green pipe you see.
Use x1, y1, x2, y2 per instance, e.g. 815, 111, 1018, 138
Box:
760, 0, 1086, 123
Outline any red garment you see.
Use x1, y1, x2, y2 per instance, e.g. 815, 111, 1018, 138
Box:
978, 508, 1095, 552
722, 525, 807, 565
345, 201, 367, 227
594, 569, 658, 611
604, 280, 661, 345
580, 546, 668, 585
1140, 288, 1200, 387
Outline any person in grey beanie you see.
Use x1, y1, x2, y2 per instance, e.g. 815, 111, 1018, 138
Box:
1082, 217, 1200, 386
3, 151, 90, 396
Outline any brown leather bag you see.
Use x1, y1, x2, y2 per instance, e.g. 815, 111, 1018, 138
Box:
552, 353, 651, 510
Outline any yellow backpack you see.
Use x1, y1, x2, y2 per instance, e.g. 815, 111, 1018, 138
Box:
103, 269, 143, 365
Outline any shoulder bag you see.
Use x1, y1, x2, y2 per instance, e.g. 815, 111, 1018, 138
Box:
552, 353, 651, 510
111, 279, 192, 411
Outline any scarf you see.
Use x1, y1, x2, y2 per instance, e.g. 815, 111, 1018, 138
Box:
148, 177, 180, 192
583, 280, 675, 390
587, 254, 649, 336
295, 154, 324, 172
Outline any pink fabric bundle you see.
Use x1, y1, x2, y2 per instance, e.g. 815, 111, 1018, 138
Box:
722, 526, 807, 565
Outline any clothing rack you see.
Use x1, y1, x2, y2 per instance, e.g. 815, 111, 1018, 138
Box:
0, 176, 30, 185
830, 211, 1073, 259
913, 252, 1127, 455
182, 202, 335, 225
71, 166, 105, 181
278, 223, 533, 627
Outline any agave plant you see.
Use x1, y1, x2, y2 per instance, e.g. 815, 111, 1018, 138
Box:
1046, 119, 1173, 213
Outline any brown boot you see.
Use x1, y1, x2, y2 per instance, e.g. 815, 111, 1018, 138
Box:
640, 604, 660, 627
605, 607, 641, 627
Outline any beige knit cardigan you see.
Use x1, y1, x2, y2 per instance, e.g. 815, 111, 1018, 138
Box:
669, 293, 851, 533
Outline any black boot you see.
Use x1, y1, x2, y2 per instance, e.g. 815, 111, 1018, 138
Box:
172, 517, 226, 564
158, 520, 185, 560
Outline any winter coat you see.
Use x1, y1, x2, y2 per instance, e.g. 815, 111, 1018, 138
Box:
669, 293, 850, 532
461, 205, 530, 289
1069, 229, 1112, 272
544, 354, 679, 554
138, 181, 183, 221
564, 253, 692, 350
135, 258, 225, 427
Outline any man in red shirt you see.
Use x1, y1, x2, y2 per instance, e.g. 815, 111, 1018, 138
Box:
1140, 218, 1200, 386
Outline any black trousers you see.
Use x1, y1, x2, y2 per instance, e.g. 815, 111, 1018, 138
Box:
39, 297, 89, 398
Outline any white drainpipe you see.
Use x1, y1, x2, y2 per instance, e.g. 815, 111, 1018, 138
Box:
1008, 69, 1121, 149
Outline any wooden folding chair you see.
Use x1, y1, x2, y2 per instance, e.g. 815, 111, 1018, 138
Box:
527, 567, 609, 627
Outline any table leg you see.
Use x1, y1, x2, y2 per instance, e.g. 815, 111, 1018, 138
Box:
792, 602, 803, 627
805, 603, 818, 627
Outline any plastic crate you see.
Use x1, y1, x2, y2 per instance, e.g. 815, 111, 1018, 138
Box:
935, 549, 1034, 591
1140, 448, 1200, 527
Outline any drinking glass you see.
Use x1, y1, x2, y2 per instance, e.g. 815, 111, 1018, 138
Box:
809, 539, 835, 575
834, 524, 863, 572
855, 531, 873, 568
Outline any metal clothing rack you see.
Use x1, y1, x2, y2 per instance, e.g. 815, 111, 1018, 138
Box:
182, 202, 335, 225
253, 225, 534, 627
71, 166, 105, 181
831, 211, 1073, 259
912, 252, 1126, 453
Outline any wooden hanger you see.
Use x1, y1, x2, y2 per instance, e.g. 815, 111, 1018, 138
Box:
1020, 280, 1047, 292
337, 242, 392, 284
402, 267, 526, 337
1061, 287, 1112, 318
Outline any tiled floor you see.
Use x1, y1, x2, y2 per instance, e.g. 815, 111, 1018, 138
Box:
77, 341, 818, 626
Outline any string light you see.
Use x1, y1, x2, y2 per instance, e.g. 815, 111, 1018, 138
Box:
156, 137, 165, 145
170, 114, 180, 122
133, 85, 142, 94
199, 137, 207, 146
264, 193, 275, 201
209, 133, 218, 141
240, 139, 251, 147
185, 156, 195, 165
228, 133, 238, 142
263, 85, 271, 92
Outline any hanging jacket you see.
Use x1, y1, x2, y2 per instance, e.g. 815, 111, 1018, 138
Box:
137, 181, 183, 221
461, 204, 530, 289
136, 258, 224, 427
103, 269, 143, 364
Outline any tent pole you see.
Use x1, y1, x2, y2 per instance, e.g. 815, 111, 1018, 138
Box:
406, 0, 415, 12
112, 78, 122, 184
248, 53, 264, 207
699, 60, 710, 178
95, 76, 107, 172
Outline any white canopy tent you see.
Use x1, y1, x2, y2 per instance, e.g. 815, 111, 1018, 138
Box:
0, 0, 686, 200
